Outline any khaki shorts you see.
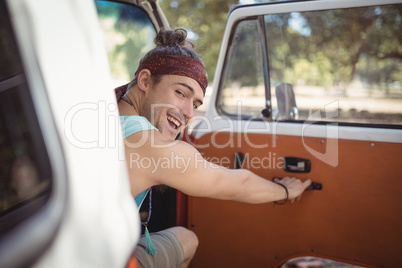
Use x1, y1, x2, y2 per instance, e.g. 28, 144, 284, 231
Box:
135, 229, 184, 268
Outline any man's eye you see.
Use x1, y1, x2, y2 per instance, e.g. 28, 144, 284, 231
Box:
193, 104, 198, 109
176, 90, 184, 97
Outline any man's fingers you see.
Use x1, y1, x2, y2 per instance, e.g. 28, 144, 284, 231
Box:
303, 179, 312, 190
273, 178, 313, 203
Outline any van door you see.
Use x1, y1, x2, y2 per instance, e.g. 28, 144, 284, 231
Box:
187, 0, 402, 267
95, 0, 177, 232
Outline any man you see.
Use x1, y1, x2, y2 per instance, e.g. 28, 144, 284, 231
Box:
117, 28, 311, 268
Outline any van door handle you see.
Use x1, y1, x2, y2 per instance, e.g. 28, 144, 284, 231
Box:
305, 182, 323, 191
273, 177, 322, 191
284, 157, 311, 173
234, 152, 245, 169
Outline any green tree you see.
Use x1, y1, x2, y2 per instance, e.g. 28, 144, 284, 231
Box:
265, 5, 402, 95
159, 0, 239, 83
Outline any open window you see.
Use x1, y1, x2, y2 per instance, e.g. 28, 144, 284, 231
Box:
218, 3, 402, 126
95, 0, 158, 87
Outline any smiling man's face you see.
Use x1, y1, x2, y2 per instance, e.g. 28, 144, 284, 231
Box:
140, 74, 204, 141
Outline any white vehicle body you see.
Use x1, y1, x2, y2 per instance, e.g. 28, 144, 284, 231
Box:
1, 0, 140, 267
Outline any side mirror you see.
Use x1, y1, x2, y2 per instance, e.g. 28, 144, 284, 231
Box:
274, 83, 298, 120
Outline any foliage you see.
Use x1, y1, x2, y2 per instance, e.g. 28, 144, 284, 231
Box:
264, 5, 402, 95
160, 1, 401, 94
96, 1, 156, 82
159, 0, 239, 83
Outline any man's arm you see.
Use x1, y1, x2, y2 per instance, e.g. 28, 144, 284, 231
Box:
125, 130, 311, 204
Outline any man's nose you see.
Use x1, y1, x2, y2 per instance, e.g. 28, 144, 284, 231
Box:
181, 100, 194, 122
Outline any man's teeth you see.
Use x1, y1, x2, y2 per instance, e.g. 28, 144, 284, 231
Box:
167, 116, 181, 127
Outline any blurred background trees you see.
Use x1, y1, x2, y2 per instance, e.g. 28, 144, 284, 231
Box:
96, 0, 401, 102
159, 0, 239, 82
160, 0, 402, 96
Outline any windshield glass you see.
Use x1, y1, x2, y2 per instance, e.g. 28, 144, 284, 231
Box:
95, 0, 156, 87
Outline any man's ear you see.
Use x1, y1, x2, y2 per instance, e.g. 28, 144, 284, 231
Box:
137, 69, 152, 92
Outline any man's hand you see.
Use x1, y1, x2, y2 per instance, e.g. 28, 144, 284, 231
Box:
274, 177, 311, 202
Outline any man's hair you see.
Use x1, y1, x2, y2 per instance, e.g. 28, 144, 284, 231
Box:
128, 28, 203, 88
145, 28, 202, 63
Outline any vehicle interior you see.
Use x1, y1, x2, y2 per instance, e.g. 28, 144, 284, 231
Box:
1, 0, 400, 267
95, 1, 402, 267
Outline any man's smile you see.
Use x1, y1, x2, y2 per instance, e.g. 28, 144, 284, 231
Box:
167, 115, 182, 130
166, 110, 187, 134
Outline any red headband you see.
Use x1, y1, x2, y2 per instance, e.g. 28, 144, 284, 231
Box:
134, 55, 208, 95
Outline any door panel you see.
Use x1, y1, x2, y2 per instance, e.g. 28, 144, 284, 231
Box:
188, 132, 402, 267
187, 0, 402, 266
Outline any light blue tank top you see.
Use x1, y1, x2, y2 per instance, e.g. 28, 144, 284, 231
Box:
120, 116, 158, 210
120, 116, 157, 138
